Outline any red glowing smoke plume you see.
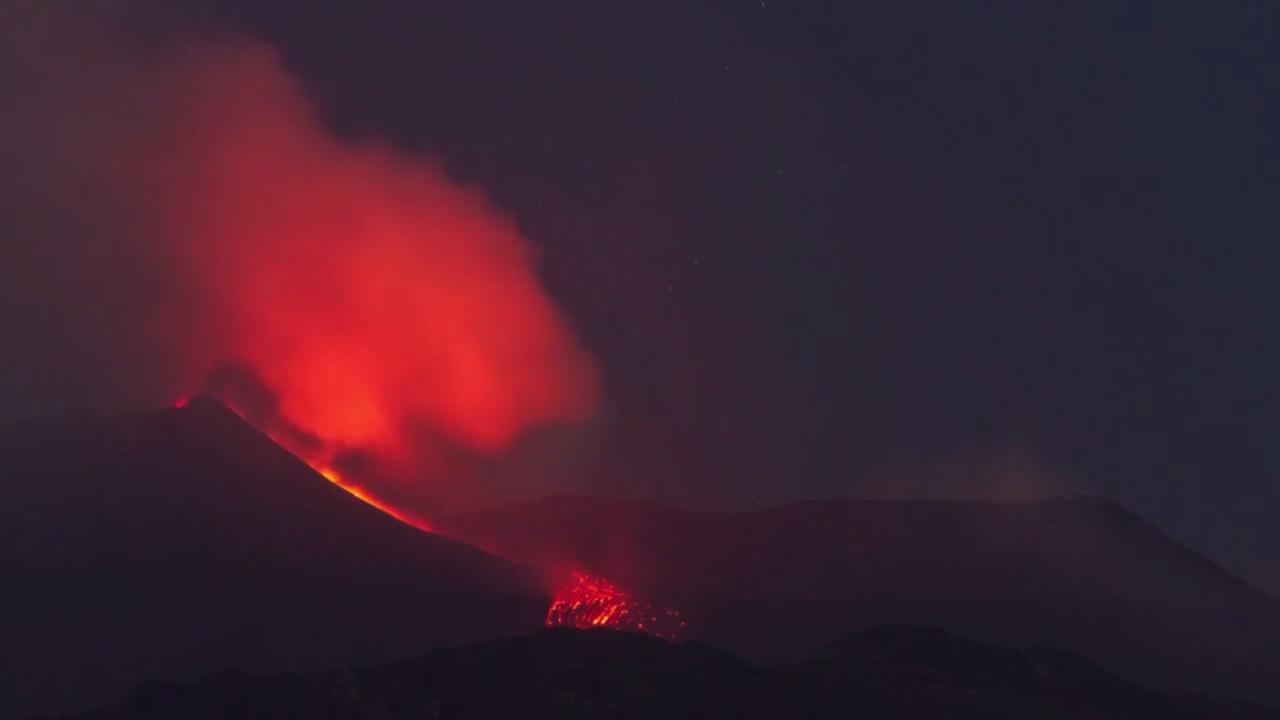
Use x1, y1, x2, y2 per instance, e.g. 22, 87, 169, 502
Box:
546, 571, 686, 639
3, 6, 596, 515
4, 10, 689, 638
152, 41, 597, 500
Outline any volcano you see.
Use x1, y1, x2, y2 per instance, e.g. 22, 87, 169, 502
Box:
9, 402, 1280, 715
438, 495, 1280, 705
0, 398, 546, 719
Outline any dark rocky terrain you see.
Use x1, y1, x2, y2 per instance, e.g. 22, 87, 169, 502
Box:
7, 399, 1280, 717
0, 399, 547, 719
440, 494, 1280, 704
67, 626, 1280, 720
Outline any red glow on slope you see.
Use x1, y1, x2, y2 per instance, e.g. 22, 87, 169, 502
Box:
546, 571, 686, 639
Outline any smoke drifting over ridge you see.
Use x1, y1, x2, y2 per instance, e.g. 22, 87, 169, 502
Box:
0, 3, 598, 505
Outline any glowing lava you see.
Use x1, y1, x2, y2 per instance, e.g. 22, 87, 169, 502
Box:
314, 465, 434, 533
186, 395, 434, 533
545, 571, 686, 639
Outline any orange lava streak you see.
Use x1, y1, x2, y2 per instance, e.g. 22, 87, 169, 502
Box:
185, 396, 433, 533
316, 466, 433, 533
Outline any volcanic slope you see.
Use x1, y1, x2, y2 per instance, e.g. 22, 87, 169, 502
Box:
0, 398, 546, 719
438, 494, 1280, 705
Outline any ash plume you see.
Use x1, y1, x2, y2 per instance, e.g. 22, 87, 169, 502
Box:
0, 1, 598, 507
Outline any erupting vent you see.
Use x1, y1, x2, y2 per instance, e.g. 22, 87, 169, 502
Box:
546, 571, 686, 639
182, 399, 687, 640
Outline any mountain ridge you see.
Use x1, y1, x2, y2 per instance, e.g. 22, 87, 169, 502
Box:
66, 625, 1280, 720
0, 399, 548, 719
439, 492, 1280, 703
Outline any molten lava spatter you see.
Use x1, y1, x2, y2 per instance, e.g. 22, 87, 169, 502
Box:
546, 571, 686, 639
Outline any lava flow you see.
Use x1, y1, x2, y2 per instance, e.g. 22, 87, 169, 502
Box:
313, 466, 435, 533
545, 571, 686, 639
181, 393, 435, 533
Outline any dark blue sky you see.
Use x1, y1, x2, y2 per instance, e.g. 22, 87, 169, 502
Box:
16, 1, 1280, 593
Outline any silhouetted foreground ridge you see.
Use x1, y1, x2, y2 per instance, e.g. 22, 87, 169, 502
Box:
68, 626, 1280, 720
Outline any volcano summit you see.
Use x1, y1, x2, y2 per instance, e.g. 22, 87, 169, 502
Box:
0, 399, 547, 718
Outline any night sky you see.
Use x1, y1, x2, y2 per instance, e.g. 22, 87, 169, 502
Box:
4, 2, 1280, 594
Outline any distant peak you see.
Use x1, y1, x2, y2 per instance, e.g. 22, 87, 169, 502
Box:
171, 393, 227, 413
1042, 492, 1143, 522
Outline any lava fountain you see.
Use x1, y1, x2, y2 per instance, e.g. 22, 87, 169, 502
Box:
545, 571, 686, 639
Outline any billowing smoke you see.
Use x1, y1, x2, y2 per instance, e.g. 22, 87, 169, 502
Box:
0, 2, 597, 510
